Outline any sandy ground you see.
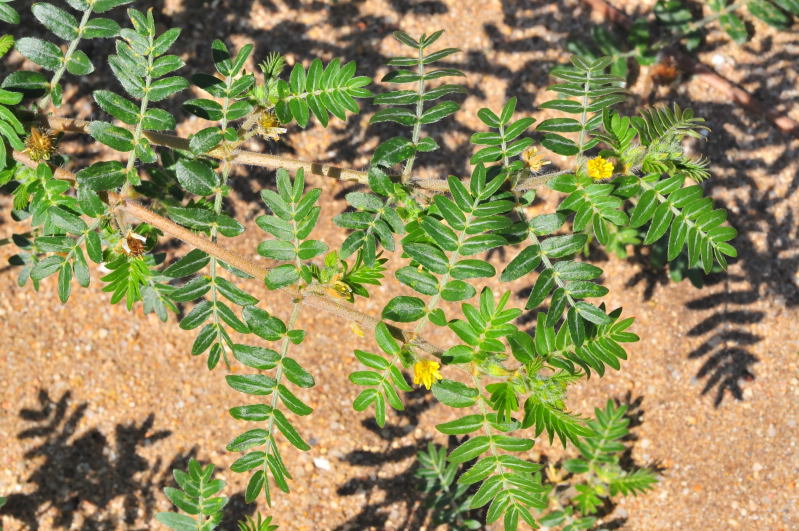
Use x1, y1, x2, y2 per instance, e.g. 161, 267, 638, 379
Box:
1, 0, 799, 529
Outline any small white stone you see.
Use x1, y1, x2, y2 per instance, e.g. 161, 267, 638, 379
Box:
711, 54, 725, 66
313, 457, 332, 471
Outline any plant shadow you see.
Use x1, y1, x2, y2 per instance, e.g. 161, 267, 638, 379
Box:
333, 386, 437, 530
0, 389, 255, 530
332, 388, 659, 529
560, 2, 799, 407
539, 392, 663, 529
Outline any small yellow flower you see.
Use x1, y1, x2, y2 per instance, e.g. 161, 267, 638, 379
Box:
325, 279, 353, 302
24, 127, 57, 162
350, 323, 365, 337
521, 147, 550, 172
413, 359, 442, 390
586, 156, 614, 180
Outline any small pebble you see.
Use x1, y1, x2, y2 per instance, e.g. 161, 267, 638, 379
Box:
313, 457, 332, 471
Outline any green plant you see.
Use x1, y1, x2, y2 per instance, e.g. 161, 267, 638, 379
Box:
156, 458, 279, 531
415, 442, 483, 530
416, 400, 657, 530
571, 0, 799, 79
538, 400, 657, 529
702, 0, 799, 43
157, 459, 228, 531
2, 2, 737, 528
237, 513, 279, 531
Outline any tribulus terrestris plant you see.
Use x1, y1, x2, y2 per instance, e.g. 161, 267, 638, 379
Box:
416, 400, 656, 530
572, 0, 799, 80
1, 1, 737, 528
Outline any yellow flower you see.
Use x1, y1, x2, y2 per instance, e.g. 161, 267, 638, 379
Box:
325, 279, 353, 302
521, 147, 550, 172
586, 156, 614, 180
350, 323, 365, 337
413, 359, 442, 390
259, 109, 280, 129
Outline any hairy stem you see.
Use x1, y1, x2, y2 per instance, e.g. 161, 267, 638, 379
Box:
45, 116, 371, 184
207, 70, 237, 368
401, 44, 427, 183
575, 67, 593, 162
41, 116, 564, 192
261, 296, 302, 500
471, 374, 516, 501
119, 201, 443, 356
36, 6, 94, 109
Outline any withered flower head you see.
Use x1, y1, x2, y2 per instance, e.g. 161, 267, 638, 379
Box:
256, 110, 287, 142
521, 146, 550, 173
122, 232, 147, 257
651, 56, 679, 85
25, 128, 57, 162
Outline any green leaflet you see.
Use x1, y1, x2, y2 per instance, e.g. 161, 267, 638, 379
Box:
16, 37, 63, 71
